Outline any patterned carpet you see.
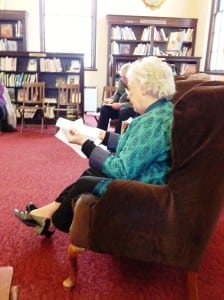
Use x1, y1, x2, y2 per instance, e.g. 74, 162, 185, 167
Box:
0, 124, 224, 300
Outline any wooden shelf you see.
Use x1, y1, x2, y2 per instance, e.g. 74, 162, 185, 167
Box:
107, 15, 201, 85
0, 10, 27, 51
0, 51, 85, 119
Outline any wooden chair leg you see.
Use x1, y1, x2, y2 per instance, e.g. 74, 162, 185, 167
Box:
187, 271, 199, 300
63, 243, 85, 289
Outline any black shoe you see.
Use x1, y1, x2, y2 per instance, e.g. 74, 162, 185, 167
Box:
14, 209, 38, 227
26, 202, 38, 213
2, 123, 17, 132
14, 209, 54, 237
32, 215, 55, 238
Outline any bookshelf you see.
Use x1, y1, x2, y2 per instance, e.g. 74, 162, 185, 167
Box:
107, 15, 201, 85
0, 10, 27, 51
0, 51, 85, 119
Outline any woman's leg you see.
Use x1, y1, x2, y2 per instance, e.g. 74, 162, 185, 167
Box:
97, 105, 119, 130
51, 176, 104, 232
31, 168, 106, 232
14, 169, 105, 234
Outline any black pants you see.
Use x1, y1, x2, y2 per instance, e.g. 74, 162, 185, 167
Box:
51, 168, 107, 232
97, 105, 137, 133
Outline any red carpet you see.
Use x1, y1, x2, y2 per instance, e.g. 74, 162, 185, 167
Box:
0, 123, 224, 300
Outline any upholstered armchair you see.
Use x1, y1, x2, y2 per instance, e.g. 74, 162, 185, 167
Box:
64, 82, 224, 300
172, 78, 224, 104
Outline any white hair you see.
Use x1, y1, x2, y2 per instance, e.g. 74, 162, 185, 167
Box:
119, 63, 131, 76
126, 56, 176, 100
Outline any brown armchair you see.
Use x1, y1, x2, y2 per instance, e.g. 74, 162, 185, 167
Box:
64, 82, 224, 300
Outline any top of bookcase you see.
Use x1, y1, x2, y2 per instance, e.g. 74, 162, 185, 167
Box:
107, 15, 198, 28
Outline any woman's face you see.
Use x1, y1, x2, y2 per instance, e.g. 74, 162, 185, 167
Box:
121, 75, 128, 86
127, 82, 145, 114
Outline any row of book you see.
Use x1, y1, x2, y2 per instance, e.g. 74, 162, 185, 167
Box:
141, 26, 168, 42
0, 57, 17, 71
39, 58, 81, 73
114, 62, 197, 77
111, 25, 194, 43
0, 72, 37, 88
0, 39, 17, 51
111, 26, 136, 40
0, 56, 81, 73
111, 41, 193, 56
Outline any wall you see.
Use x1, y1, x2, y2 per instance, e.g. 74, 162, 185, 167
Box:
2, 0, 213, 103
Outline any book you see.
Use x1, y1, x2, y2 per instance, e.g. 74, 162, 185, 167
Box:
55, 76, 66, 87
166, 30, 185, 52
27, 58, 37, 71
119, 43, 130, 55
0, 23, 13, 38
17, 88, 26, 102
67, 74, 79, 84
55, 117, 102, 158
68, 60, 80, 72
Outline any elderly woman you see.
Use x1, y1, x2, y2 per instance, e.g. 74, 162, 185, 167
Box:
14, 56, 176, 236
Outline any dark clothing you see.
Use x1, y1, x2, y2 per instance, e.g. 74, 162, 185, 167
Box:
52, 168, 108, 232
97, 105, 137, 133
97, 80, 136, 133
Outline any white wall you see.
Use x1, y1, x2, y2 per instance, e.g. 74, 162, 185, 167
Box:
2, 0, 212, 102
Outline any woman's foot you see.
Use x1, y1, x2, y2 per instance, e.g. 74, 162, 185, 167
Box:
14, 209, 38, 227
13, 209, 54, 237
26, 202, 38, 213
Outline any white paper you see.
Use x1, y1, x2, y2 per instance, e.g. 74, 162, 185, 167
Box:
55, 117, 101, 158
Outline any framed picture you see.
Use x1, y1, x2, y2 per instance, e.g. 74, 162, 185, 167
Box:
142, 0, 165, 10
166, 31, 185, 52
119, 44, 131, 55
0, 24, 13, 38
67, 75, 79, 84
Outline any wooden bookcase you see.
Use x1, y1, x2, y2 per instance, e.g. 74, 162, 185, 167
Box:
0, 51, 85, 118
0, 10, 27, 51
107, 15, 201, 85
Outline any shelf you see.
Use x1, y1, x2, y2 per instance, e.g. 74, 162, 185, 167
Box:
107, 15, 200, 85
0, 51, 85, 119
0, 10, 27, 51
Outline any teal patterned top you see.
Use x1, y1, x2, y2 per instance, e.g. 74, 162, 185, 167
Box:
93, 98, 173, 196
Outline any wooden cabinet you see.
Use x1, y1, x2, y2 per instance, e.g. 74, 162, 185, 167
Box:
0, 51, 85, 118
0, 10, 27, 51
107, 15, 201, 85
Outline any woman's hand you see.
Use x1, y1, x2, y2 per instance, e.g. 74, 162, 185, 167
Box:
103, 98, 113, 105
111, 103, 121, 110
98, 129, 106, 140
65, 128, 87, 145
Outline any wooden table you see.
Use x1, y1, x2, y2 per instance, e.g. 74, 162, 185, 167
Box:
0, 267, 18, 300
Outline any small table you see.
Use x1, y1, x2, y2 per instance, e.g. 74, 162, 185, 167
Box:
0, 266, 13, 300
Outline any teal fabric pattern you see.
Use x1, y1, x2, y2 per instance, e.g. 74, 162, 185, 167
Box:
93, 98, 173, 196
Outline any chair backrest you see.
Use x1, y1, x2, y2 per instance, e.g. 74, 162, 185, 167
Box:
101, 85, 116, 102
168, 83, 224, 269
22, 82, 45, 106
172, 79, 207, 104
58, 83, 80, 106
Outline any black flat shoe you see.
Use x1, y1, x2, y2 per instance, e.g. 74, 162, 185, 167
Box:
14, 209, 54, 237
32, 215, 55, 238
26, 202, 38, 213
14, 209, 38, 227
